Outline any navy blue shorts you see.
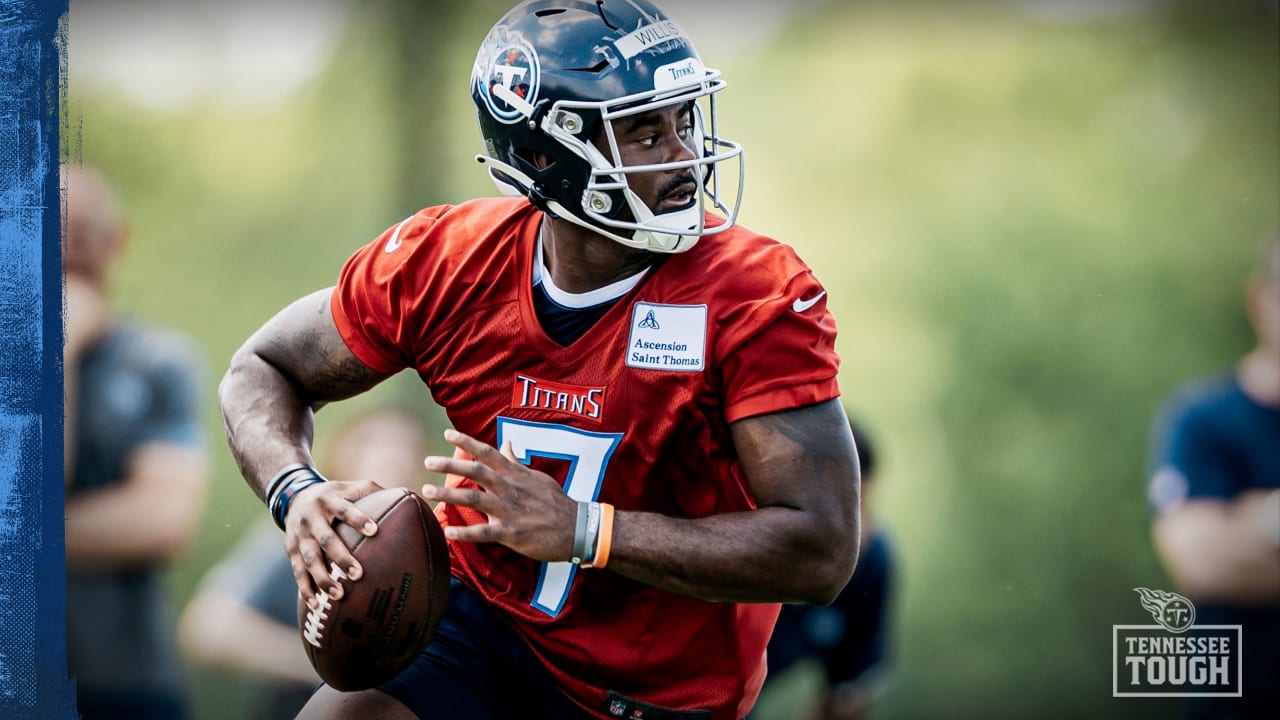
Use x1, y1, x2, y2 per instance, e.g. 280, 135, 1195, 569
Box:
378, 579, 595, 720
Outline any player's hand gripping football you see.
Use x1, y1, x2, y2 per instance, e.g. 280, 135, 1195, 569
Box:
422, 429, 577, 562
284, 479, 386, 611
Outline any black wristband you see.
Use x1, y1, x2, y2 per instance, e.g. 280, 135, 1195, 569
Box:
268, 467, 326, 531
265, 463, 312, 508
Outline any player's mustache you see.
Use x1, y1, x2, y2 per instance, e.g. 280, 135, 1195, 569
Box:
658, 173, 698, 200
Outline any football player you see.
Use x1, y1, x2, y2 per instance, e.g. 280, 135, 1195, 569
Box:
219, 2, 861, 719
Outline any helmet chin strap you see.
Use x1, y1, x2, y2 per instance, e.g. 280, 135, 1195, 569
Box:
475, 154, 701, 254
475, 155, 531, 198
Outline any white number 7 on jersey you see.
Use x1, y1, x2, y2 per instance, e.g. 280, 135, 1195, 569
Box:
496, 416, 623, 617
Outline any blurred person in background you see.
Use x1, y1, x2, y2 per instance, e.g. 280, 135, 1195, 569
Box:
63, 163, 212, 720
754, 416, 895, 720
1146, 239, 1280, 720
178, 406, 431, 720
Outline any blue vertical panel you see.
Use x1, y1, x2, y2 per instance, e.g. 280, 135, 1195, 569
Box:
0, 0, 76, 718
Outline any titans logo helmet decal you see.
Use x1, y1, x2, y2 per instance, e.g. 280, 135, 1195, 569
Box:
473, 26, 540, 124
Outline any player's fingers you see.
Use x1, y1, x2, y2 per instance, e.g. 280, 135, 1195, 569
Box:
295, 535, 343, 604
444, 428, 511, 469
298, 512, 360, 587
331, 480, 384, 536
423, 455, 496, 488
342, 478, 387, 498
326, 495, 380, 539
286, 543, 319, 610
441, 521, 505, 544
286, 482, 378, 547
420, 483, 496, 513
311, 524, 363, 581
499, 439, 518, 463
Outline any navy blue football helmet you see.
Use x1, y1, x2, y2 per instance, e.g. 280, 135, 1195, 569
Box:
471, 0, 744, 253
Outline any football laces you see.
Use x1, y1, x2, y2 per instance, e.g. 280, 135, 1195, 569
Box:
302, 562, 348, 648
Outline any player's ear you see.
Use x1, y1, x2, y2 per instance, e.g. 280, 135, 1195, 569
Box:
532, 152, 552, 170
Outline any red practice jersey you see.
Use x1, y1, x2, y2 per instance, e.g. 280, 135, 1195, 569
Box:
332, 197, 840, 720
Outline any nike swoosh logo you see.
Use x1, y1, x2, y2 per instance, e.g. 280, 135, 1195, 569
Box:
792, 291, 826, 313
384, 217, 412, 254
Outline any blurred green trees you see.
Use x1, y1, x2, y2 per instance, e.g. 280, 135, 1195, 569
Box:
68, 1, 1277, 718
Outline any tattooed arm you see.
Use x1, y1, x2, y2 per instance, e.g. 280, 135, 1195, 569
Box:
219, 287, 392, 607
604, 398, 860, 604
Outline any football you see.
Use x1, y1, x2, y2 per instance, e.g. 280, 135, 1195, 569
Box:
297, 487, 450, 691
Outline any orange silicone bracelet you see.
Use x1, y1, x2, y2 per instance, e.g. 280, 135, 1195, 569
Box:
585, 503, 614, 569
